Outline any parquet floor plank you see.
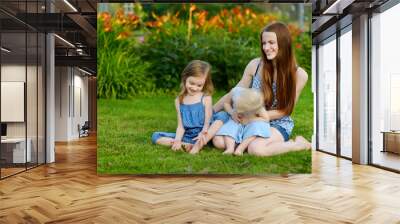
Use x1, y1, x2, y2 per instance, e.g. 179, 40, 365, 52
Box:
0, 135, 399, 223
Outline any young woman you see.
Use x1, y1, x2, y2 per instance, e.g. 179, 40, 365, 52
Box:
191, 22, 311, 156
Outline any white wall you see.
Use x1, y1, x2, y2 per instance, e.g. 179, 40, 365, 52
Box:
55, 66, 70, 141
75, 70, 89, 138
1, 65, 25, 81
55, 67, 89, 141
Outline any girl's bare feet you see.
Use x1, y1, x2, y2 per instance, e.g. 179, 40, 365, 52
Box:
189, 141, 203, 154
234, 150, 243, 156
223, 148, 234, 155
183, 144, 193, 152
189, 133, 210, 154
294, 136, 311, 150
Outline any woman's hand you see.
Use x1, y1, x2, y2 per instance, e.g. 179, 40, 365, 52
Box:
257, 109, 270, 121
230, 111, 241, 123
171, 140, 182, 151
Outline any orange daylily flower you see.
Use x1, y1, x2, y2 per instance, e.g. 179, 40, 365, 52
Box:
220, 9, 229, 17
195, 10, 208, 28
116, 31, 130, 40
116, 9, 124, 19
145, 21, 162, 28
190, 4, 197, 12
114, 9, 127, 25
209, 15, 224, 28
103, 20, 112, 32
104, 25, 112, 32
127, 13, 140, 25
98, 12, 111, 22
232, 7, 241, 16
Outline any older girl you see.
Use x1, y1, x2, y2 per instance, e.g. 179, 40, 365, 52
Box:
152, 60, 228, 152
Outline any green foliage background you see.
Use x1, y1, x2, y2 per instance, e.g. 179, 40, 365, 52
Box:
97, 3, 312, 97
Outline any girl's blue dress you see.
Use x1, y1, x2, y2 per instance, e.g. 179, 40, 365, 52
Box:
152, 96, 229, 144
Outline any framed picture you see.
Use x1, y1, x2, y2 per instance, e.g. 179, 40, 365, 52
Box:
97, 3, 312, 174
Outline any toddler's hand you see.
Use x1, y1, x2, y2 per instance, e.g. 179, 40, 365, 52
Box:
171, 140, 182, 151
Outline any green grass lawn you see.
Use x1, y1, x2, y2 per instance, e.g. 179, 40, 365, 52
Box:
97, 82, 313, 174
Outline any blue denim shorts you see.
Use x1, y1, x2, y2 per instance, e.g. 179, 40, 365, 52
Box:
270, 124, 290, 141
212, 111, 230, 124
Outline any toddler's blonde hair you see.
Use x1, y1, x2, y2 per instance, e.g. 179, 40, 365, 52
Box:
234, 88, 264, 115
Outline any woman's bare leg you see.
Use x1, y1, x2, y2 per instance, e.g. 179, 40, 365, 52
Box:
212, 93, 230, 112
247, 128, 310, 157
294, 136, 312, 149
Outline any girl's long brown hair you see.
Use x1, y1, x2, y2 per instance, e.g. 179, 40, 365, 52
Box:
178, 60, 214, 103
259, 22, 297, 115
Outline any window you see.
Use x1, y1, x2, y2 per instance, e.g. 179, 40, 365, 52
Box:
339, 27, 352, 158
370, 2, 400, 171
0, 0, 46, 179
317, 35, 337, 154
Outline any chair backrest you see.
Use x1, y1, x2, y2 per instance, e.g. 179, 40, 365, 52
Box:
82, 121, 90, 129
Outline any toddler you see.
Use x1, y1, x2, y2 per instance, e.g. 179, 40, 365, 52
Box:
216, 87, 271, 156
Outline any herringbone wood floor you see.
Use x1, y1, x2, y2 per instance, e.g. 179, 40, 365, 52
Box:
1, 135, 400, 223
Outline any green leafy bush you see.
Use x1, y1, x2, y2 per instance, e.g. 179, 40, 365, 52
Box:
294, 31, 312, 75
97, 5, 311, 98
141, 25, 259, 92
97, 12, 155, 99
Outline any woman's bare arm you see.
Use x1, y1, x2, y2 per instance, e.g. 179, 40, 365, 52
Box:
213, 58, 260, 112
267, 67, 309, 120
223, 92, 233, 115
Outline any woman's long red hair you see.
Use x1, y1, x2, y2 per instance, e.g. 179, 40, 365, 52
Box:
259, 22, 297, 115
